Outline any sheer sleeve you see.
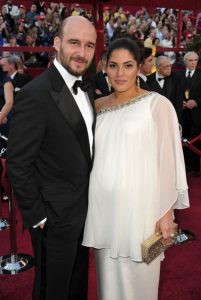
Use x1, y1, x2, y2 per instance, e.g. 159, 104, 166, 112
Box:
151, 96, 189, 220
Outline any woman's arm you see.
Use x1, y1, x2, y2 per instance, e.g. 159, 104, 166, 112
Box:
0, 81, 14, 125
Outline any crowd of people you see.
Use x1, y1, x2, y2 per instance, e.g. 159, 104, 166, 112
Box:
0, 1, 201, 67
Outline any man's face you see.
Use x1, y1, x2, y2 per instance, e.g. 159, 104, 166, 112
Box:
141, 55, 153, 75
54, 18, 96, 77
0, 58, 12, 74
157, 58, 172, 77
185, 54, 198, 70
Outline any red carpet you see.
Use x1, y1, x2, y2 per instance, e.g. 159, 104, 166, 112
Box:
0, 174, 201, 300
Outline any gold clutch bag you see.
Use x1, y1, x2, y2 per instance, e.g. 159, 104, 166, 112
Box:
141, 225, 178, 265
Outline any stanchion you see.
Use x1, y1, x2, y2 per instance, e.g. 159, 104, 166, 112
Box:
0, 186, 10, 230
0, 185, 34, 274
0, 134, 34, 274
0, 134, 10, 230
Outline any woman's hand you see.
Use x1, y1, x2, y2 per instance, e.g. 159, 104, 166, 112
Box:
155, 209, 177, 245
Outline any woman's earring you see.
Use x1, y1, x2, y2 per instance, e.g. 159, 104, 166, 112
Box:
137, 76, 140, 90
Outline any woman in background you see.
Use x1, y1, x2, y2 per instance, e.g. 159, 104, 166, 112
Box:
83, 38, 189, 300
0, 63, 13, 185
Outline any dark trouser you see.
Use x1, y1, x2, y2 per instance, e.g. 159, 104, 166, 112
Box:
182, 109, 201, 172
29, 226, 89, 300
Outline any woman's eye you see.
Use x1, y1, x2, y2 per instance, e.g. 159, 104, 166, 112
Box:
125, 64, 134, 68
108, 64, 116, 69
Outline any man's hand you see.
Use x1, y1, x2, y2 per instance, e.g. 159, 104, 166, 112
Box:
95, 89, 102, 95
185, 99, 197, 109
39, 223, 45, 230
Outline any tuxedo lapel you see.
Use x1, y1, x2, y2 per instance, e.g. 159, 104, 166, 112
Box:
48, 65, 92, 165
164, 77, 172, 99
190, 69, 199, 90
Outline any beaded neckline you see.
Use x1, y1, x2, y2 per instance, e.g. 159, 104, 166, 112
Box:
97, 92, 153, 116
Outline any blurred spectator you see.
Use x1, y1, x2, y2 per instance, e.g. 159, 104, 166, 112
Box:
34, 1, 45, 14
2, 33, 22, 57
144, 28, 156, 48
3, 0, 19, 18
71, 4, 81, 16
114, 6, 127, 23
15, 4, 26, 24
160, 31, 175, 64
0, 15, 9, 42
26, 3, 37, 26
1, 55, 32, 95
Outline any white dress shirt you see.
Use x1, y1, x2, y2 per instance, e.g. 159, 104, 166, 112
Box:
156, 72, 165, 88
139, 73, 147, 82
186, 69, 195, 78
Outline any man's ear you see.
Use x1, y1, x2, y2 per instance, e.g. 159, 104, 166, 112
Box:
54, 36, 61, 52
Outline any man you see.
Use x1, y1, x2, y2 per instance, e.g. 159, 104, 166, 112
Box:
138, 47, 153, 90
1, 55, 32, 95
160, 32, 175, 64
3, 0, 19, 17
6, 16, 97, 300
147, 55, 183, 123
178, 51, 201, 177
92, 50, 112, 99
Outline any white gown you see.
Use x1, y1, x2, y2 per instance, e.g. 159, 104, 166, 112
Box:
82, 92, 189, 299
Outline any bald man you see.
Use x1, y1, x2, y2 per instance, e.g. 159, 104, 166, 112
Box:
6, 16, 97, 300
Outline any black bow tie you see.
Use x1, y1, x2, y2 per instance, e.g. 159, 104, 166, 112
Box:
158, 77, 165, 81
103, 72, 107, 77
72, 79, 91, 95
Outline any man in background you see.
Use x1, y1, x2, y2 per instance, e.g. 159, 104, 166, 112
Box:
147, 55, 183, 123
91, 50, 112, 99
1, 55, 32, 95
138, 47, 153, 90
178, 51, 201, 177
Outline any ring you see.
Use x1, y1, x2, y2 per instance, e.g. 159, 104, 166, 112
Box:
170, 233, 174, 237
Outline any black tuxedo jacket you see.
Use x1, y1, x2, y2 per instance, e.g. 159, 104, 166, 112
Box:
12, 72, 32, 94
147, 72, 183, 123
178, 68, 201, 128
91, 71, 111, 99
6, 65, 96, 241
139, 77, 150, 91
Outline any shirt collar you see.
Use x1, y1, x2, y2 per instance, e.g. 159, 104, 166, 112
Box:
186, 69, 195, 77
156, 71, 164, 80
139, 73, 147, 82
10, 71, 17, 79
53, 58, 82, 90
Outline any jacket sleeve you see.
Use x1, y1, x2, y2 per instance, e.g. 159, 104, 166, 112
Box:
6, 86, 47, 228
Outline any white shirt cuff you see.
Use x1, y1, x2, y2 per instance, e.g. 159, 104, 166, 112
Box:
33, 218, 47, 228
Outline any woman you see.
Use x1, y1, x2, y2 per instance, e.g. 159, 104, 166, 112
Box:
0, 64, 13, 186
0, 65, 13, 134
83, 38, 189, 300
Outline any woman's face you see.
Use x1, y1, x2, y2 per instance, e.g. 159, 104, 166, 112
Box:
106, 49, 139, 93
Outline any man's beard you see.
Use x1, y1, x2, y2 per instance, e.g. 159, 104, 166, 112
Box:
59, 49, 88, 77
62, 61, 85, 77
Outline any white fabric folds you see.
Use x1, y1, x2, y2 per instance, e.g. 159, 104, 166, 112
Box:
83, 92, 189, 262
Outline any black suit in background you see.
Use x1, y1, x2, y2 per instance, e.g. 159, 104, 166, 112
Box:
6, 64, 96, 300
147, 72, 183, 123
139, 76, 151, 91
12, 72, 32, 95
178, 68, 201, 172
91, 70, 111, 99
